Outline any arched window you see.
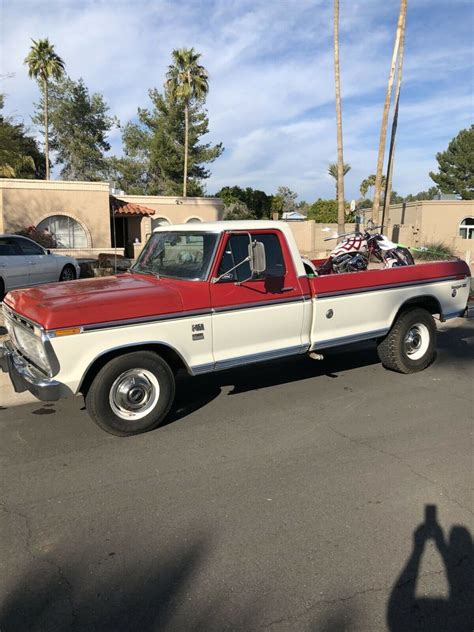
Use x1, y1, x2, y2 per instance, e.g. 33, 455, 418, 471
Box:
186, 217, 202, 223
37, 215, 88, 248
459, 217, 474, 240
152, 217, 171, 231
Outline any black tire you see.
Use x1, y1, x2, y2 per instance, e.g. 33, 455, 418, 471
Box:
0, 278, 4, 302
85, 351, 175, 436
393, 247, 415, 266
377, 308, 437, 374
59, 265, 76, 282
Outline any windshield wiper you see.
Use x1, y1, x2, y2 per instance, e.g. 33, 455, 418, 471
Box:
130, 266, 159, 278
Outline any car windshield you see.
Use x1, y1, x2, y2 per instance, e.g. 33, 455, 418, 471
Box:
131, 231, 219, 281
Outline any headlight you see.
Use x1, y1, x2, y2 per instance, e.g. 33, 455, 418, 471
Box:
11, 324, 50, 373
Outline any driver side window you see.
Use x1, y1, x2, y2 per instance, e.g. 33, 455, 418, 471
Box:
217, 232, 286, 282
217, 234, 251, 282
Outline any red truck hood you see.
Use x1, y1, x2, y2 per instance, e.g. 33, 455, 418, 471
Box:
4, 274, 184, 330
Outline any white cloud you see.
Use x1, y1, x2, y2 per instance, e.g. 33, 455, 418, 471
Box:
1, 0, 472, 200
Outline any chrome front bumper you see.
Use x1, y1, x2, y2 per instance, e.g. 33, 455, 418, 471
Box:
0, 340, 62, 401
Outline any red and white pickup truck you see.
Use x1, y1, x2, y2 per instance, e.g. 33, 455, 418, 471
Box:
1, 221, 471, 436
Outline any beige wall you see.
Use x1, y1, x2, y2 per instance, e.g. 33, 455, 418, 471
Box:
121, 195, 225, 243
418, 200, 473, 246
0, 180, 225, 254
386, 202, 421, 227
286, 221, 357, 255
0, 179, 111, 248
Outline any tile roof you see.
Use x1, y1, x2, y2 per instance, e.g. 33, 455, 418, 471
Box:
110, 196, 155, 216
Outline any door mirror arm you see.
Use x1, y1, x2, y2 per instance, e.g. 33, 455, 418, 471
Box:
211, 256, 251, 284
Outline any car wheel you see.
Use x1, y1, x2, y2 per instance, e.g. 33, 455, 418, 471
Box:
59, 265, 76, 282
377, 308, 437, 374
85, 351, 175, 436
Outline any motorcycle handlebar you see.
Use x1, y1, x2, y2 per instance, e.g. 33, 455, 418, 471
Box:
323, 224, 384, 241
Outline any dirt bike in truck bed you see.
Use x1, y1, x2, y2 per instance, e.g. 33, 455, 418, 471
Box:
1, 221, 471, 436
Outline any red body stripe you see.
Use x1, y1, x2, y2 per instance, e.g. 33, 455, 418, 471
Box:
4, 255, 470, 330
310, 260, 470, 295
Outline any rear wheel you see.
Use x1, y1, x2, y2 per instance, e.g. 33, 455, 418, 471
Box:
377, 308, 437, 373
85, 351, 175, 436
59, 265, 76, 282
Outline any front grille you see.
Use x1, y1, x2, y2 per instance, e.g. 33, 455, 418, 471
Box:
2, 304, 37, 333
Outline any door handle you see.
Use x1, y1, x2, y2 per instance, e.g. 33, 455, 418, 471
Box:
281, 287, 294, 292
29, 262, 37, 265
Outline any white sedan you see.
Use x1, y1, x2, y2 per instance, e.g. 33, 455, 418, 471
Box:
0, 234, 80, 300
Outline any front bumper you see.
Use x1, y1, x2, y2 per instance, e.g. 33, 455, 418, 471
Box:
0, 340, 61, 401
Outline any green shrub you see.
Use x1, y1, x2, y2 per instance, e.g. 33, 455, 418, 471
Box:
412, 242, 456, 260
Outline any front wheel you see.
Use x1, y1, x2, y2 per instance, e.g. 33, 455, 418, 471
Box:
59, 264, 76, 282
390, 247, 415, 267
85, 351, 175, 436
377, 308, 437, 374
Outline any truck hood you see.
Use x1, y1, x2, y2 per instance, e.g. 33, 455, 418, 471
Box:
4, 274, 184, 330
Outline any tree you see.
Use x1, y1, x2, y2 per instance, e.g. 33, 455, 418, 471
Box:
271, 186, 298, 216
307, 198, 338, 223
222, 199, 256, 221
34, 76, 115, 180
111, 87, 223, 196
333, 0, 347, 237
404, 186, 439, 202
107, 121, 151, 195
382, 10, 407, 228
0, 94, 45, 178
166, 48, 210, 197
24, 38, 65, 179
360, 174, 386, 199
389, 190, 404, 204
372, 0, 407, 223
429, 126, 474, 199
328, 162, 351, 200
215, 186, 272, 219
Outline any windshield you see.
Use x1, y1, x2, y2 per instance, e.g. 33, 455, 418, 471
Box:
132, 231, 219, 281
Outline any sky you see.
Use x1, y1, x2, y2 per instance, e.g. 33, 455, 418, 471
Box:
1, 0, 473, 201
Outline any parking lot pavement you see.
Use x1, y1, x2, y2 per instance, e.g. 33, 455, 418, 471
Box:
0, 319, 472, 631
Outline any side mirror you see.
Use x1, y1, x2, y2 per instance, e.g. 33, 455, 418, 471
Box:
249, 240, 266, 276
47, 249, 52, 255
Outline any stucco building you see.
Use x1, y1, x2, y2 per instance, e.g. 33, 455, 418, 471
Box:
386, 199, 473, 259
0, 178, 224, 258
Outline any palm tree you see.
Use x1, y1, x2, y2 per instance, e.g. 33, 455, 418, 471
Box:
360, 174, 386, 200
333, 0, 346, 237
166, 48, 209, 197
328, 161, 351, 200
24, 38, 65, 180
372, 0, 407, 224
382, 13, 407, 230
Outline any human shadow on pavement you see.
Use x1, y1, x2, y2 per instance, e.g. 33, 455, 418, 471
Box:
387, 504, 473, 632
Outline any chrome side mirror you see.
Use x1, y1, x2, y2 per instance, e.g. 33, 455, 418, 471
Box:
249, 240, 266, 275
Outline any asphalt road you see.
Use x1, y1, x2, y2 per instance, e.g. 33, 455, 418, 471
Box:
0, 321, 473, 632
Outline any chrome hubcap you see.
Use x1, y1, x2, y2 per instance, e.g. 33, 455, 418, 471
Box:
404, 323, 429, 360
109, 369, 160, 420
405, 328, 422, 354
